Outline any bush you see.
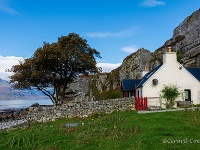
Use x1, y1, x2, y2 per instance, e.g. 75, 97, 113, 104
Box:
161, 84, 180, 109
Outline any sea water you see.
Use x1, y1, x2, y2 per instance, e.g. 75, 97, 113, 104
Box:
0, 99, 53, 112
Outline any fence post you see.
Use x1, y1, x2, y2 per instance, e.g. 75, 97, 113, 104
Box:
141, 97, 144, 110
135, 97, 138, 110
138, 97, 141, 110
144, 97, 147, 110
146, 97, 148, 110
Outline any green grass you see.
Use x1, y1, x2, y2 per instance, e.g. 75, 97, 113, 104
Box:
1, 109, 200, 150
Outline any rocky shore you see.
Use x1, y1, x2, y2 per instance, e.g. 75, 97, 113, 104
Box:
0, 103, 39, 130
0, 119, 28, 130
0, 109, 28, 121
0, 109, 28, 130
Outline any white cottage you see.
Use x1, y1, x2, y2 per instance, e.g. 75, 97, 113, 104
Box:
136, 47, 200, 107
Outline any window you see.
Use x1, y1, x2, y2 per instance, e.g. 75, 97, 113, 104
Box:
129, 92, 134, 97
184, 89, 191, 101
137, 90, 140, 97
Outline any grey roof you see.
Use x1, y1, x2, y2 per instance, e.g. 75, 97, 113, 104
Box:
186, 68, 200, 81
137, 65, 162, 88
121, 79, 142, 91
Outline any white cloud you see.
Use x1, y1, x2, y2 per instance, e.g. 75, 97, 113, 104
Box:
0, 0, 19, 15
97, 63, 121, 72
85, 26, 139, 38
141, 0, 165, 7
0, 56, 121, 79
121, 45, 138, 53
0, 56, 24, 81
0, 72, 12, 81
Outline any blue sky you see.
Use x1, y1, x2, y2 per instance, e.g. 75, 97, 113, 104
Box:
0, 0, 200, 80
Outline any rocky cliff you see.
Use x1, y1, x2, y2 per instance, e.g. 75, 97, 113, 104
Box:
118, 48, 152, 80
155, 9, 200, 67
72, 48, 153, 101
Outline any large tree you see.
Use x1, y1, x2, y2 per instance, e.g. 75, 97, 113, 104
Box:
10, 33, 101, 105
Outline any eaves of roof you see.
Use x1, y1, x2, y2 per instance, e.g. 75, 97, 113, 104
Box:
137, 65, 162, 88
186, 67, 200, 81
121, 79, 142, 91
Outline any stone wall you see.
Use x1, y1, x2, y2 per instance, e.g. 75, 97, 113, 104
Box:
0, 109, 28, 122
27, 97, 135, 122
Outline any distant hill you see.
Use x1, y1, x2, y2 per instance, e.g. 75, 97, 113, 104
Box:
0, 78, 48, 100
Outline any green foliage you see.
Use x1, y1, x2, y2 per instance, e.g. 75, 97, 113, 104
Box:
88, 69, 122, 101
178, 105, 193, 108
194, 104, 200, 107
161, 84, 180, 109
99, 87, 123, 100
175, 35, 185, 43
10, 33, 101, 105
1, 110, 200, 149
177, 50, 183, 63
91, 86, 123, 101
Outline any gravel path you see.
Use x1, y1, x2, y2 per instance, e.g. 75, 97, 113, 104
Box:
137, 107, 199, 114
0, 119, 28, 130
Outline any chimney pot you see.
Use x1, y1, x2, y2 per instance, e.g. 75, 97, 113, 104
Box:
144, 66, 147, 71
168, 46, 172, 52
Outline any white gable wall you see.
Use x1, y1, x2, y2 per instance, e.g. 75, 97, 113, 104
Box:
139, 52, 200, 107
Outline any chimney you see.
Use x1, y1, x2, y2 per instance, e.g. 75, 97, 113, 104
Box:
141, 65, 149, 77
144, 66, 147, 71
163, 46, 177, 63
168, 46, 172, 52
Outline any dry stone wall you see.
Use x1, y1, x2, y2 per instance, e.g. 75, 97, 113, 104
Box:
27, 97, 135, 122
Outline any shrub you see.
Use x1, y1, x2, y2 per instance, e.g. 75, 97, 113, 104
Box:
161, 84, 180, 109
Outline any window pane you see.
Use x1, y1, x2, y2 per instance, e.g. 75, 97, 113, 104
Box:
184, 91, 189, 99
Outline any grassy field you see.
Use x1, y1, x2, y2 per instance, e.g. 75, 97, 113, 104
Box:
0, 109, 200, 150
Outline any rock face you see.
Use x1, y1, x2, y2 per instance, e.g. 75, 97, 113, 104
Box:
70, 48, 152, 101
119, 48, 152, 80
161, 9, 200, 67
0, 79, 48, 100
173, 9, 200, 67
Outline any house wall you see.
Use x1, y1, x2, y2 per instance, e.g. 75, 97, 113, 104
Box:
123, 91, 134, 97
141, 52, 200, 107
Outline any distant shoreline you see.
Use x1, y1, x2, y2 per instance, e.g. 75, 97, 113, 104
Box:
0, 99, 53, 113
0, 108, 27, 113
